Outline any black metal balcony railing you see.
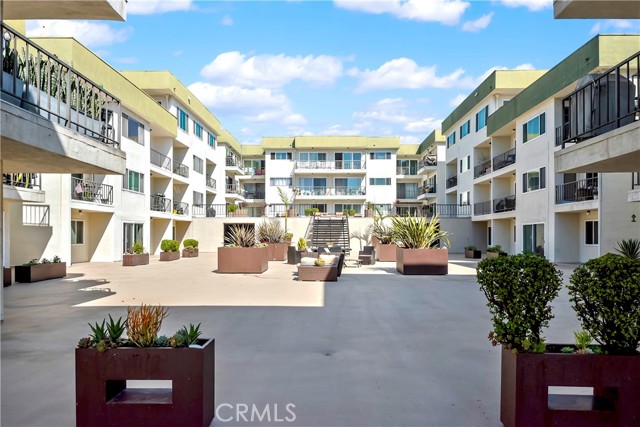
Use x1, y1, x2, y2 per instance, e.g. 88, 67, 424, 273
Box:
172, 160, 189, 178
492, 148, 516, 171
633, 172, 640, 190
244, 192, 265, 199
226, 156, 239, 167
226, 183, 243, 195
242, 167, 265, 176
1, 23, 120, 148
71, 177, 113, 205
295, 161, 365, 170
3, 173, 40, 189
474, 200, 491, 216
423, 184, 436, 194
172, 201, 189, 216
296, 186, 366, 196
150, 149, 171, 171
192, 204, 225, 217
474, 160, 492, 178
555, 177, 598, 204
446, 176, 458, 189
557, 51, 639, 149
425, 203, 472, 218
206, 177, 216, 190
493, 195, 516, 213
150, 194, 171, 213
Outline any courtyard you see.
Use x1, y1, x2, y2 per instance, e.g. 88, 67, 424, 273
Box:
1, 254, 581, 427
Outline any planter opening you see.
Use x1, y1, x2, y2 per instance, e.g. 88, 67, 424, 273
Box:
107, 380, 173, 405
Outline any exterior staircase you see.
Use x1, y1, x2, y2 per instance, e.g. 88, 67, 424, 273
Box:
306, 216, 350, 251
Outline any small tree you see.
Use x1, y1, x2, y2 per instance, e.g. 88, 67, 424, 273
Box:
277, 186, 294, 232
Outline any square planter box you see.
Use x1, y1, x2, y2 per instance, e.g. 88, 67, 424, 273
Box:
396, 247, 448, 275
465, 249, 481, 259
14, 263, 66, 283
122, 254, 150, 266
3, 267, 12, 287
76, 338, 215, 427
486, 251, 507, 258
501, 346, 640, 427
376, 244, 397, 262
217, 246, 268, 274
298, 265, 338, 282
159, 251, 180, 262
182, 249, 199, 258
266, 242, 288, 261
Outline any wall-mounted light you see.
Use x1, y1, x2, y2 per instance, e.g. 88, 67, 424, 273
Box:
633, 214, 637, 223
586, 210, 591, 216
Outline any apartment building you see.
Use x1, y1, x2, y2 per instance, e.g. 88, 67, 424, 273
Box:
442, 35, 639, 262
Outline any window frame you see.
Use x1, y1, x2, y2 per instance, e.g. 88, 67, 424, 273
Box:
270, 152, 293, 160
122, 113, 144, 145
123, 169, 144, 193
123, 222, 143, 254
369, 177, 392, 186
369, 151, 391, 160
270, 177, 292, 186
446, 132, 456, 148
193, 155, 203, 174
460, 120, 470, 139
208, 132, 216, 148
522, 167, 546, 193
522, 112, 546, 143
177, 107, 189, 133
585, 220, 599, 245
194, 122, 203, 139
475, 105, 488, 131
71, 220, 84, 245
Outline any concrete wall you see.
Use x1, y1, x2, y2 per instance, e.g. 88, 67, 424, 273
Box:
600, 173, 640, 255
554, 212, 581, 263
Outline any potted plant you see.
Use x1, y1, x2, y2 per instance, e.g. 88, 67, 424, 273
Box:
76, 304, 214, 427
160, 239, 180, 261
256, 219, 288, 261
283, 232, 293, 244
217, 224, 268, 274
464, 245, 481, 259
123, 243, 149, 266
349, 208, 356, 217
304, 207, 319, 216
15, 255, 66, 283
486, 245, 507, 258
391, 213, 449, 275
289, 237, 309, 264
371, 216, 397, 261
182, 239, 199, 258
226, 203, 237, 216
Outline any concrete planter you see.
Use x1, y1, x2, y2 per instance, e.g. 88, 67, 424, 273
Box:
266, 242, 288, 261
500, 346, 640, 427
182, 248, 199, 258
486, 251, 507, 258
217, 246, 268, 274
465, 249, 481, 259
376, 244, 397, 262
122, 253, 149, 266
160, 252, 180, 262
3, 267, 12, 287
76, 338, 215, 427
14, 263, 66, 283
396, 247, 448, 275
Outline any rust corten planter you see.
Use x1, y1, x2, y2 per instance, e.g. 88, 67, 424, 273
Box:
396, 247, 448, 275
14, 262, 66, 283
122, 253, 149, 266
3, 267, 11, 287
182, 249, 199, 258
159, 251, 180, 262
464, 249, 481, 259
76, 338, 215, 427
266, 242, 288, 261
376, 244, 397, 262
217, 246, 268, 274
501, 346, 640, 427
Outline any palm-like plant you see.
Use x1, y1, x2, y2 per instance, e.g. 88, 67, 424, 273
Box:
226, 224, 257, 247
256, 220, 285, 243
277, 186, 294, 232
391, 213, 449, 249
371, 219, 396, 244
614, 238, 640, 259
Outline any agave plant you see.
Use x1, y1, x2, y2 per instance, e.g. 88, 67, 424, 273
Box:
614, 238, 640, 259
226, 224, 257, 247
391, 213, 449, 249
371, 219, 396, 244
255, 219, 285, 243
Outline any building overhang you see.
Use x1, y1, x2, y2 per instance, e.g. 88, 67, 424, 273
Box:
554, 0, 640, 19
2, 0, 126, 21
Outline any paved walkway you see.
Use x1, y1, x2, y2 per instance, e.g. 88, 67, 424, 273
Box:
1, 254, 581, 427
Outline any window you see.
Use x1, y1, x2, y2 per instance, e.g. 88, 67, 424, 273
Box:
208, 132, 216, 148
585, 220, 599, 245
270, 152, 292, 160
523, 113, 546, 143
193, 191, 203, 206
335, 204, 362, 215
194, 122, 203, 139
459, 191, 469, 205
335, 178, 362, 194
123, 223, 143, 253
122, 113, 144, 144
476, 106, 488, 131
459, 155, 470, 173
460, 120, 470, 138
71, 220, 84, 245
369, 178, 391, 185
335, 152, 362, 169
193, 155, 203, 174
270, 177, 292, 186
299, 152, 327, 162
369, 151, 391, 160
397, 159, 418, 175
522, 167, 546, 193
123, 169, 144, 193
177, 107, 188, 132
523, 224, 545, 255
446, 132, 456, 148
396, 183, 419, 198
300, 177, 327, 193
487, 226, 492, 246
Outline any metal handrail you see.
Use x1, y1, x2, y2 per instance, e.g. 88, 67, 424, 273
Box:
150, 194, 171, 213
295, 160, 365, 170
493, 195, 516, 213
492, 148, 516, 171
474, 160, 492, 178
172, 160, 189, 178
3, 173, 40, 189
555, 177, 598, 203
473, 200, 491, 216
446, 176, 458, 189
71, 177, 113, 205
396, 166, 418, 175
296, 186, 366, 196
150, 149, 171, 171
172, 201, 189, 215
206, 177, 216, 190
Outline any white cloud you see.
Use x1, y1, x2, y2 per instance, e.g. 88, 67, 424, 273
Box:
404, 117, 441, 133
200, 51, 343, 88
187, 82, 307, 126
26, 20, 132, 47
590, 19, 637, 34
351, 98, 441, 135
127, 0, 193, 15
400, 135, 421, 145
334, 0, 470, 25
322, 125, 363, 136
449, 94, 467, 107
462, 12, 494, 32
221, 15, 234, 26
499, 0, 551, 12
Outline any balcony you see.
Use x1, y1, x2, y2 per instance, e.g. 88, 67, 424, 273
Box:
206, 177, 217, 191
295, 160, 366, 172
150, 149, 171, 171
150, 194, 171, 213
242, 167, 265, 176
396, 166, 419, 175
3, 173, 40, 189
493, 195, 516, 213
474, 160, 492, 178
556, 177, 598, 204
396, 189, 420, 199
446, 176, 458, 189
172, 160, 189, 179
244, 192, 265, 200
429, 203, 471, 218
172, 201, 189, 216
225, 156, 243, 175
226, 156, 239, 167
418, 184, 437, 200
71, 177, 113, 205
3, 173, 44, 203
296, 186, 366, 197
193, 204, 224, 218
225, 184, 245, 199
492, 148, 516, 172
473, 200, 491, 216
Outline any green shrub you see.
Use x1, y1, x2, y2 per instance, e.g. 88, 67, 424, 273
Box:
372, 220, 395, 244
314, 258, 325, 266
568, 254, 640, 354
486, 245, 502, 253
297, 238, 307, 250
183, 239, 199, 249
160, 239, 179, 253
477, 253, 563, 353
465, 245, 477, 251
132, 243, 144, 254
304, 207, 319, 216
391, 213, 449, 249
614, 238, 640, 259
227, 204, 237, 213
349, 208, 356, 216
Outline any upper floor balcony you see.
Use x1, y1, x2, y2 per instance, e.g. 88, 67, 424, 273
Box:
225, 156, 243, 175
71, 177, 113, 206
417, 156, 438, 175
555, 177, 598, 204
3, 173, 45, 203
493, 195, 516, 214
172, 201, 189, 216
225, 183, 245, 200
151, 194, 172, 214
206, 177, 217, 192
172, 160, 189, 179
150, 149, 172, 173
417, 184, 437, 200
240, 167, 266, 178
446, 176, 458, 190
294, 160, 366, 173
295, 186, 366, 198
492, 148, 516, 173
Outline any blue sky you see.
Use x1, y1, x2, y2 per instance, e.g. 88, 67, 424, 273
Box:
26, 0, 639, 145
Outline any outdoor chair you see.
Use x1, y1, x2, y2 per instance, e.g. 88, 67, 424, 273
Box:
358, 246, 376, 265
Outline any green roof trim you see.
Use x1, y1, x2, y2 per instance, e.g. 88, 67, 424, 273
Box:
262, 137, 296, 149
487, 35, 640, 135
241, 145, 264, 156
217, 130, 242, 154
396, 144, 420, 156
418, 130, 444, 155
262, 136, 400, 149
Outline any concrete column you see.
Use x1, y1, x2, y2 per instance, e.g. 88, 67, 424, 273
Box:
1, 158, 4, 321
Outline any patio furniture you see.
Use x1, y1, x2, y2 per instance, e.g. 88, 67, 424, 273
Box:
298, 265, 338, 282
359, 246, 376, 265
